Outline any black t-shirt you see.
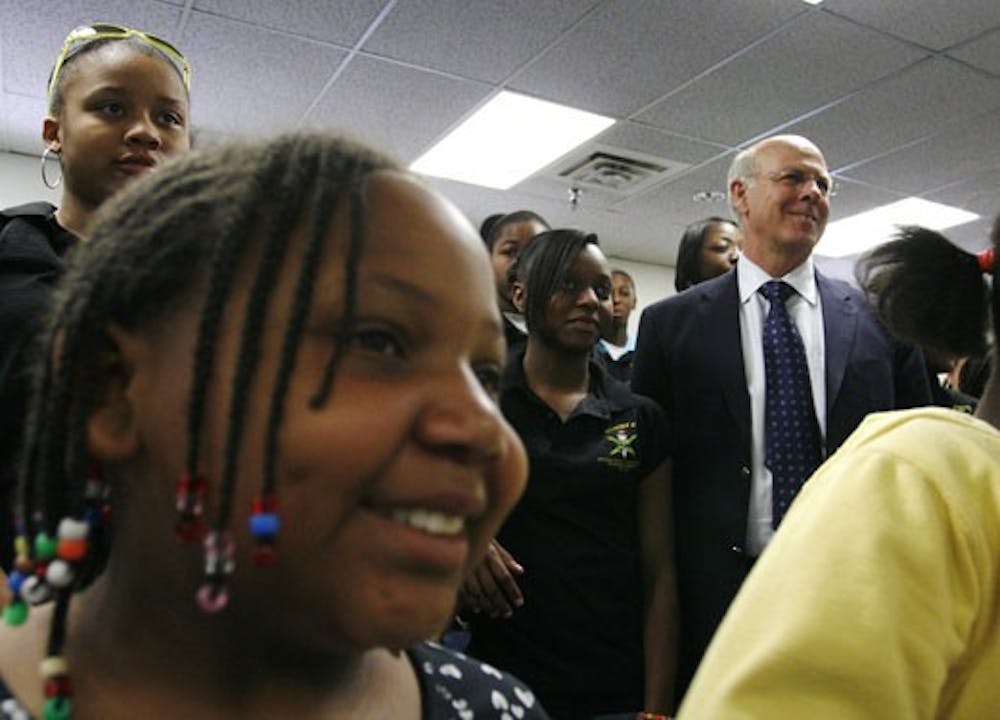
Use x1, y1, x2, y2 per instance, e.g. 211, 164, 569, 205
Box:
0, 642, 550, 718
0, 203, 76, 570
468, 350, 670, 718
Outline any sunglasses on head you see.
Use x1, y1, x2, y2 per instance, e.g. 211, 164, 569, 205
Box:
48, 22, 191, 102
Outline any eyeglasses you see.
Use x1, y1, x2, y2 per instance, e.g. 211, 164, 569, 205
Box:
761, 168, 835, 199
48, 23, 191, 103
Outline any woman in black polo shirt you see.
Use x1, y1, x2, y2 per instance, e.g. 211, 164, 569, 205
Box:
463, 229, 677, 718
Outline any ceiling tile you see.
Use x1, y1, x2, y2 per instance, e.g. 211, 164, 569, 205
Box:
363, 0, 591, 83
182, 11, 349, 136
822, 0, 1000, 51
782, 57, 1000, 171
948, 27, 1000, 76
842, 111, 1000, 195
510, 0, 805, 116
304, 55, 488, 161
636, 11, 928, 145
192, 0, 386, 46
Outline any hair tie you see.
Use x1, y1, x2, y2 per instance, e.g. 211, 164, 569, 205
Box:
977, 247, 995, 273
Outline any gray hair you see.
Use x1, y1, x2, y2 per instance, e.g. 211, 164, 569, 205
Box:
726, 146, 757, 216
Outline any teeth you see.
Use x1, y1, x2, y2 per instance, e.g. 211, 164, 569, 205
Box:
390, 508, 464, 536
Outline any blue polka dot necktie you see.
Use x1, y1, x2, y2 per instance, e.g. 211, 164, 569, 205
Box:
759, 280, 822, 527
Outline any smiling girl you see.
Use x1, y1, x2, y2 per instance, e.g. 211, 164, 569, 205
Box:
0, 133, 546, 719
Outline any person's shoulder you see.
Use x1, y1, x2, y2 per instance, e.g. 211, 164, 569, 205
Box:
410, 641, 549, 718
0, 203, 66, 262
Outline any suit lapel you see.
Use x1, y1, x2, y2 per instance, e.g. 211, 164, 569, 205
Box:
818, 271, 857, 424
699, 273, 751, 438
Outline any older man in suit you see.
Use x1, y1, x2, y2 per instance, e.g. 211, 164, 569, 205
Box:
632, 134, 931, 701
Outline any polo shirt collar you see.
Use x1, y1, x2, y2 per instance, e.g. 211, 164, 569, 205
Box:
501, 346, 632, 421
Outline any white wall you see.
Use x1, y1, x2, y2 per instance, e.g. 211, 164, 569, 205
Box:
606, 255, 676, 341
0, 151, 60, 208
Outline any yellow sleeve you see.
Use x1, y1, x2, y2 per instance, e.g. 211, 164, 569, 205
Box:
678, 438, 991, 719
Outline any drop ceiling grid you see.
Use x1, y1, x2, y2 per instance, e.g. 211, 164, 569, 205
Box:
1, 0, 999, 264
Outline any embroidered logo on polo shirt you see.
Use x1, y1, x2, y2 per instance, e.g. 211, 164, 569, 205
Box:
598, 420, 640, 471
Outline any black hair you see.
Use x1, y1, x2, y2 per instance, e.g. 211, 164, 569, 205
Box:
484, 210, 550, 251
48, 34, 188, 116
512, 229, 601, 335
479, 213, 505, 244
855, 224, 993, 358
12, 133, 397, 699
675, 216, 733, 292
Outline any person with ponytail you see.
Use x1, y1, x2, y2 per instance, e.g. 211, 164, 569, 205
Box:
0, 132, 547, 719
678, 219, 1000, 719
0, 23, 193, 569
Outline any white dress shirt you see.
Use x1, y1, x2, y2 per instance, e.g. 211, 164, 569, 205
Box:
737, 255, 826, 555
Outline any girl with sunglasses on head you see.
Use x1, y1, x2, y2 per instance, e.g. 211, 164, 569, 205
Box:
0, 23, 192, 569
0, 132, 547, 719
678, 220, 1000, 719
463, 230, 677, 719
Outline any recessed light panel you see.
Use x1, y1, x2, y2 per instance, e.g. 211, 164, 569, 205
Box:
410, 91, 615, 190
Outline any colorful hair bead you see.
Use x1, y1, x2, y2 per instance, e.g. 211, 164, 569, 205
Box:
20, 575, 52, 605
249, 494, 280, 567
2, 600, 28, 626
196, 530, 235, 613
175, 471, 208, 542
40, 655, 72, 720
45, 560, 75, 589
978, 247, 995, 273
56, 518, 89, 562
34, 532, 57, 561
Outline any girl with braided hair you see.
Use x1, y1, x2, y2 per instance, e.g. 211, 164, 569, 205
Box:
0, 132, 546, 719
1, 23, 192, 570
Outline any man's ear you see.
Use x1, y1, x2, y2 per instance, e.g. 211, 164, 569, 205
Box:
86, 325, 142, 463
730, 178, 749, 217
511, 281, 527, 314
42, 117, 62, 154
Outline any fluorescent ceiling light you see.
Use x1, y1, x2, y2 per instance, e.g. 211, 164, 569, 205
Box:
816, 197, 979, 258
410, 91, 615, 190
801, 0, 824, 5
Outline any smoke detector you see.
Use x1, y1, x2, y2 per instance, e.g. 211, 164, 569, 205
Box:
552, 145, 690, 196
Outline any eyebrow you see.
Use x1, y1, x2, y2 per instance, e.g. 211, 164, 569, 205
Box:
85, 84, 187, 104
369, 271, 504, 339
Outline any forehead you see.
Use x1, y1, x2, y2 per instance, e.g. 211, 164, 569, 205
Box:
569, 243, 610, 275
755, 138, 828, 173
354, 173, 495, 295
496, 219, 546, 244
61, 42, 187, 98
707, 221, 738, 239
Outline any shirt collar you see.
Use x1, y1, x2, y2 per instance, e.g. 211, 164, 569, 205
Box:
737, 253, 818, 306
500, 346, 632, 419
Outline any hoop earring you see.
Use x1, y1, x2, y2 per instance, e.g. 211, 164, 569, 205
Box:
41, 146, 62, 189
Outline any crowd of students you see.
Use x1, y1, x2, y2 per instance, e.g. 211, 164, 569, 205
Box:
0, 22, 998, 720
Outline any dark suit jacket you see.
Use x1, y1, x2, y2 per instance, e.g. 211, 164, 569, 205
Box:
631, 267, 931, 700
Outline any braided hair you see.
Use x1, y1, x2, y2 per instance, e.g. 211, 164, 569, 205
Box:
5, 132, 397, 718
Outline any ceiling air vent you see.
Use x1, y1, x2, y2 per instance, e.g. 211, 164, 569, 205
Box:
554, 147, 690, 196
